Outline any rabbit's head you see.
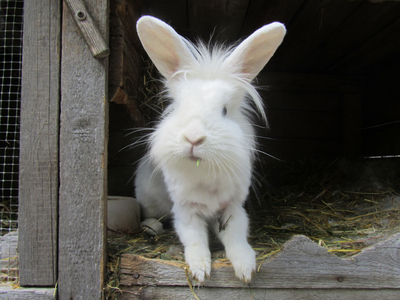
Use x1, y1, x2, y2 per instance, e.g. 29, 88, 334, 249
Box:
136, 16, 286, 178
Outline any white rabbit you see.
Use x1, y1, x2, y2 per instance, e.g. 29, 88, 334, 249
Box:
134, 16, 286, 283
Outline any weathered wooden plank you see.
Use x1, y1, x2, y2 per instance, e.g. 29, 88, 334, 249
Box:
64, 0, 110, 58
0, 231, 18, 282
58, 0, 109, 299
120, 234, 400, 289
259, 138, 341, 163
0, 287, 55, 300
240, 0, 304, 38
263, 91, 340, 111
119, 286, 400, 300
109, 0, 145, 127
328, 9, 400, 74
145, 0, 187, 36
306, 1, 400, 73
270, 0, 362, 72
266, 109, 341, 140
257, 73, 365, 93
18, 0, 60, 286
187, 0, 250, 42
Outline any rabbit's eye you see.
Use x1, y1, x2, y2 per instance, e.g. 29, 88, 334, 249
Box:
222, 106, 227, 117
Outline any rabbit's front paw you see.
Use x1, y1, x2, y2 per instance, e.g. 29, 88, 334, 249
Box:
185, 246, 211, 283
141, 218, 164, 235
228, 244, 256, 283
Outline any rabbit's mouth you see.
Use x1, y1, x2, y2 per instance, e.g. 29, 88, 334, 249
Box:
189, 155, 200, 162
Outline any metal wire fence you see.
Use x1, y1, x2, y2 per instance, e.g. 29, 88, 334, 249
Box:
0, 0, 23, 236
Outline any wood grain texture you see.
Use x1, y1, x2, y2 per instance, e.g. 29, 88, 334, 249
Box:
145, 0, 187, 35
64, 0, 110, 58
109, 0, 144, 126
58, 0, 109, 299
187, 0, 250, 42
270, 0, 362, 72
329, 15, 400, 74
257, 72, 365, 93
240, 0, 304, 38
18, 0, 60, 286
306, 1, 400, 73
119, 286, 400, 300
120, 234, 400, 289
263, 91, 340, 111
266, 109, 341, 140
0, 287, 55, 300
259, 139, 341, 163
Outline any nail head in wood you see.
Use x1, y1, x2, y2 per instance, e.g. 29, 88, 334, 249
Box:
64, 0, 110, 59
76, 10, 86, 21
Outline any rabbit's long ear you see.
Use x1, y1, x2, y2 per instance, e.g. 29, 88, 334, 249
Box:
224, 22, 286, 81
137, 16, 194, 80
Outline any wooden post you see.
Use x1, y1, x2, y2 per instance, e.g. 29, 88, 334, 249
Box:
58, 0, 109, 299
19, 0, 61, 286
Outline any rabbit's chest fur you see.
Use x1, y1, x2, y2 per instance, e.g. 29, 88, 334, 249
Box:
162, 163, 250, 218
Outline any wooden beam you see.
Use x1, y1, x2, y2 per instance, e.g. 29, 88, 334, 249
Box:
310, 1, 400, 74
145, 0, 188, 36
329, 16, 400, 74
18, 0, 60, 286
120, 234, 400, 289
108, 0, 145, 126
58, 0, 109, 299
239, 0, 304, 38
257, 72, 365, 93
270, 0, 362, 72
0, 287, 55, 300
120, 286, 400, 300
187, 0, 250, 42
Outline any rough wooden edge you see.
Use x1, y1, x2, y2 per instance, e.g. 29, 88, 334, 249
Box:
119, 286, 400, 300
19, 0, 60, 286
0, 286, 55, 300
64, 0, 110, 58
120, 233, 400, 289
108, 0, 145, 126
0, 231, 18, 281
58, 0, 109, 299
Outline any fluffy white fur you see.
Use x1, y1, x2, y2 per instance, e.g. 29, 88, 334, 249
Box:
135, 16, 286, 283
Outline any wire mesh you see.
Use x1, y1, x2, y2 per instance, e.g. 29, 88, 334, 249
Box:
0, 0, 24, 237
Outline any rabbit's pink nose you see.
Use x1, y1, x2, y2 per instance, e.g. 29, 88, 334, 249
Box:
185, 136, 206, 146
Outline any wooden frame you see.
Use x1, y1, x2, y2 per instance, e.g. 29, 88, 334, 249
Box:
17, 0, 109, 299
120, 234, 400, 299
19, 0, 61, 287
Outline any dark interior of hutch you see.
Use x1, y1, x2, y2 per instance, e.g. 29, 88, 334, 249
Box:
107, 0, 400, 262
